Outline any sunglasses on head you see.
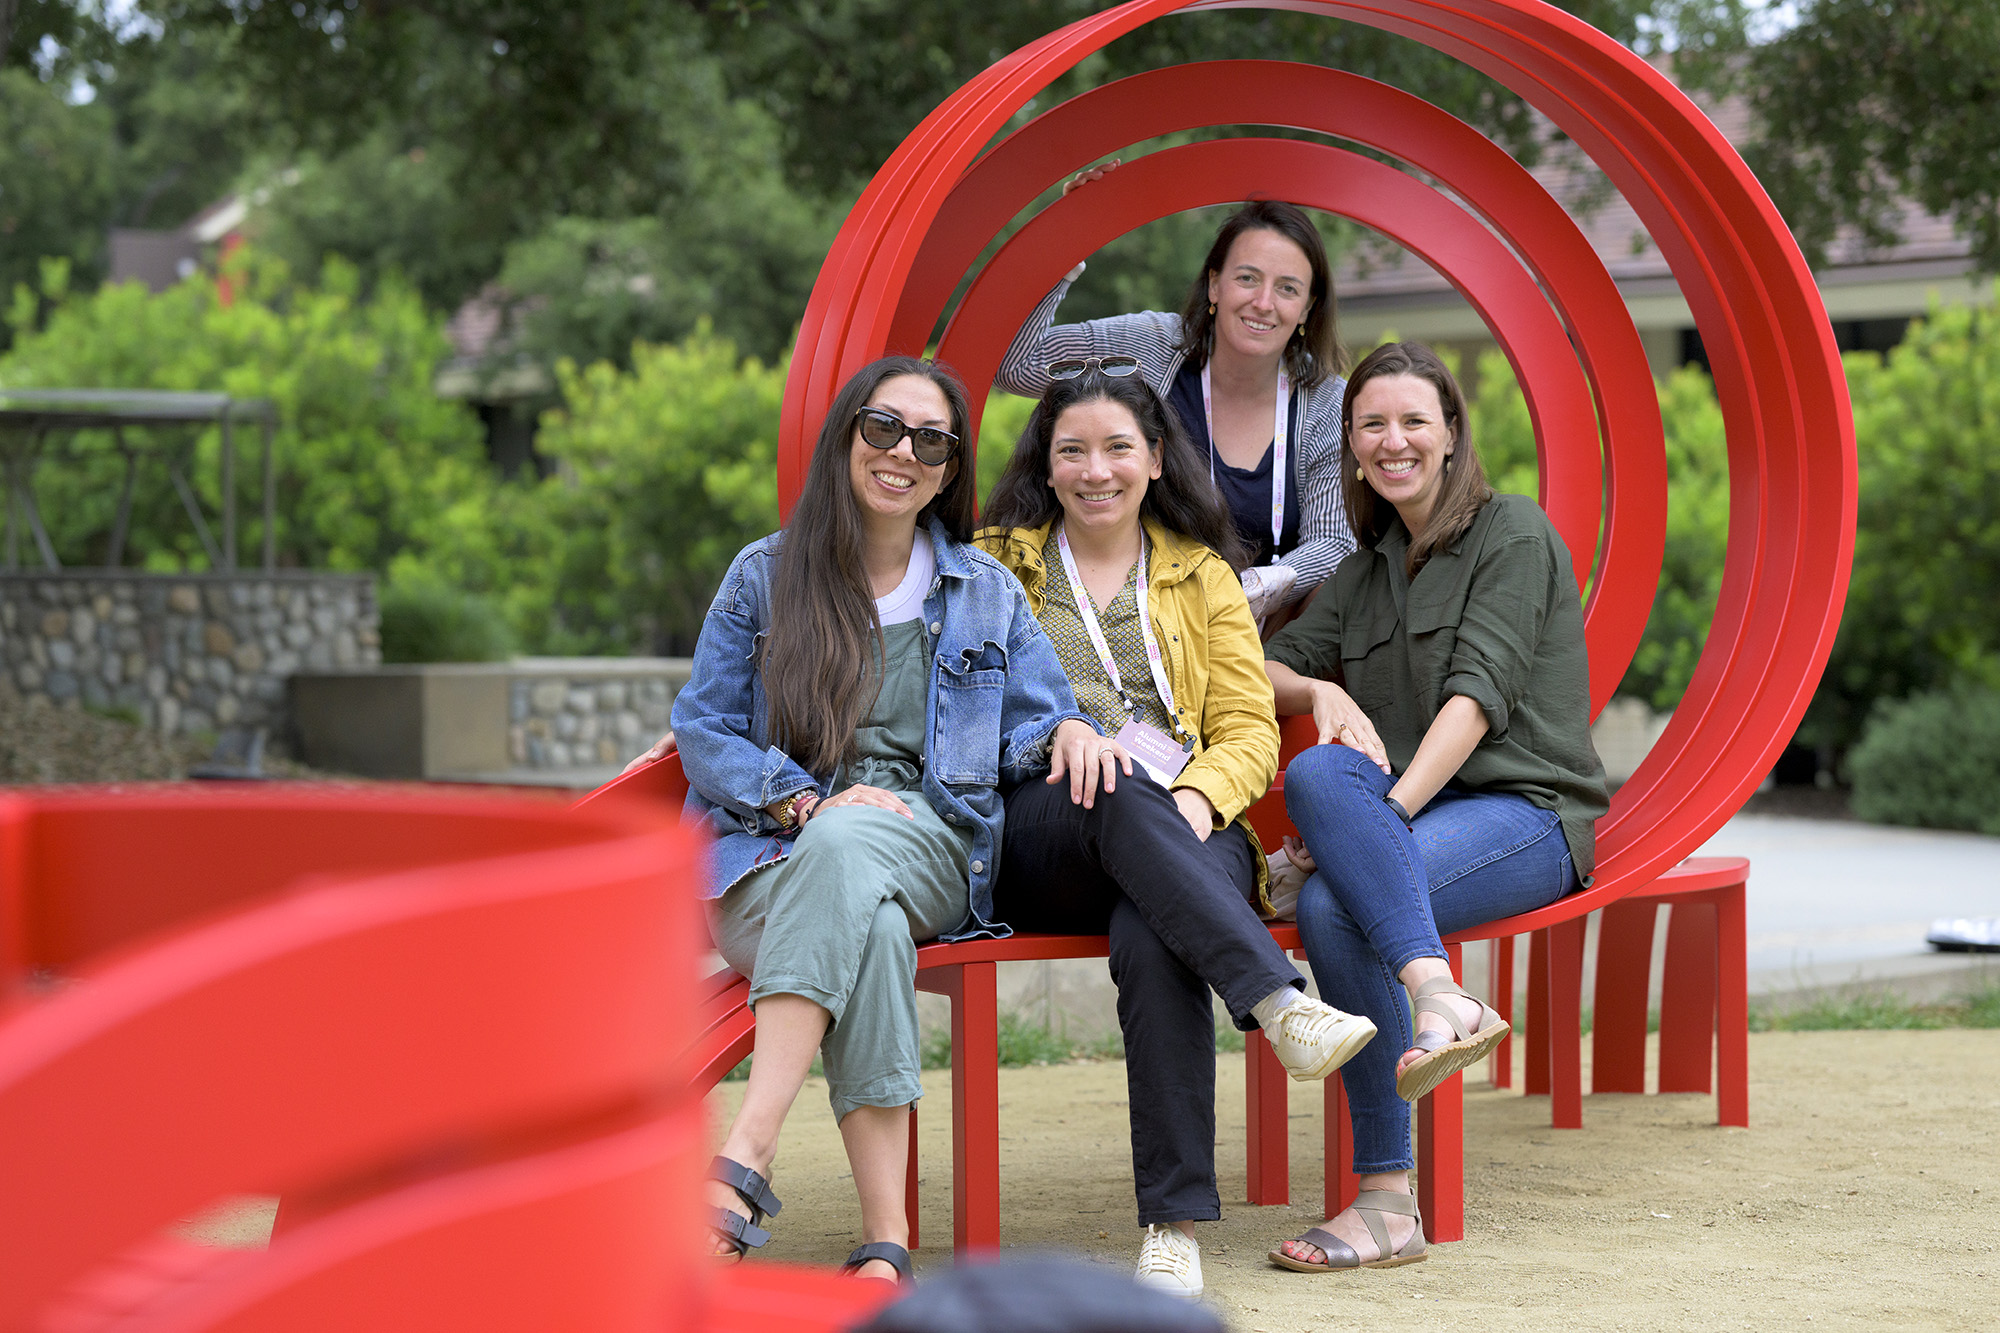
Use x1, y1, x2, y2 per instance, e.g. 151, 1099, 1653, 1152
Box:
1047, 355, 1142, 381
854, 405, 960, 466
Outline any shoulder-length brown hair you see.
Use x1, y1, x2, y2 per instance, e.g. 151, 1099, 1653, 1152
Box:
1341, 341, 1493, 577
761, 355, 976, 774
982, 370, 1250, 572
1177, 199, 1346, 390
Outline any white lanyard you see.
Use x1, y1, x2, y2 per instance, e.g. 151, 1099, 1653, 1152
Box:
1200, 362, 1291, 562
1055, 525, 1189, 742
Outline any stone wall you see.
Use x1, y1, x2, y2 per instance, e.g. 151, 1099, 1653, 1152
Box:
0, 572, 378, 741
509, 659, 688, 771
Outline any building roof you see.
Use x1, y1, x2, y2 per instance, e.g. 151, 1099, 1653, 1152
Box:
1333, 57, 1975, 310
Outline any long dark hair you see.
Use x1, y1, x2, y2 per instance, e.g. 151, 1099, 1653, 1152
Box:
762, 355, 975, 773
983, 371, 1250, 572
1341, 341, 1492, 576
1177, 199, 1346, 388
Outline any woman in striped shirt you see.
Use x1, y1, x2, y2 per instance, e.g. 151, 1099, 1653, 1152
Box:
998, 189, 1354, 623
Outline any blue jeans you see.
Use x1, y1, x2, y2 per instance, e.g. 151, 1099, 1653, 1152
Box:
1286, 743, 1576, 1174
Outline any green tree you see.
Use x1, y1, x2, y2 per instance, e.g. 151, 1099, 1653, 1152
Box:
1673, 0, 2000, 272
1799, 295, 2000, 759
0, 69, 117, 313
0, 249, 493, 574
699, 0, 1664, 198
520, 329, 785, 654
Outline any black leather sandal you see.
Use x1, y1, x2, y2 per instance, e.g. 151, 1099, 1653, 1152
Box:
841, 1241, 913, 1285
708, 1156, 783, 1261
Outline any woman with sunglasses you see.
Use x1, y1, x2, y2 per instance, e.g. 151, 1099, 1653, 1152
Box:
667, 355, 1098, 1285
1261, 343, 1608, 1273
997, 186, 1353, 623
978, 364, 1378, 1299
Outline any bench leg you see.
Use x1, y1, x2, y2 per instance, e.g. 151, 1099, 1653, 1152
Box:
1245, 1029, 1290, 1205
1658, 900, 1718, 1095
906, 1107, 920, 1251
1548, 917, 1585, 1129
1417, 942, 1468, 1241
1525, 929, 1551, 1096
1593, 900, 1657, 1094
1716, 881, 1750, 1127
1324, 1074, 1357, 1219
1416, 1072, 1465, 1242
1490, 936, 1514, 1089
919, 961, 1002, 1253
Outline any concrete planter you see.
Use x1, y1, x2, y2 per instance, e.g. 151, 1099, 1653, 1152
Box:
292, 657, 691, 783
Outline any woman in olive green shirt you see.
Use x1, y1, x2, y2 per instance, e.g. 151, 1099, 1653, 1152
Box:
1262, 342, 1608, 1274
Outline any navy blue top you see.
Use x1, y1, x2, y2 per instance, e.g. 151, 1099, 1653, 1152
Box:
1166, 360, 1301, 567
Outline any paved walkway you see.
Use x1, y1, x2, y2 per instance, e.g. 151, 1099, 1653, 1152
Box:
1697, 813, 2000, 997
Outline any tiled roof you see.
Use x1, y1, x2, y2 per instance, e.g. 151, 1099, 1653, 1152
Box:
1334, 55, 1972, 302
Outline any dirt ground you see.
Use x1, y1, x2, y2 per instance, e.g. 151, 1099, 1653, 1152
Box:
710, 1031, 1998, 1332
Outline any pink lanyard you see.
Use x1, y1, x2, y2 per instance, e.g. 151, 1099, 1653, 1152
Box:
1054, 526, 1190, 742
1200, 362, 1291, 562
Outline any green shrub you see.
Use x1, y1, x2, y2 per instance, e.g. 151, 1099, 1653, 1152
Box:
1802, 294, 2000, 759
1847, 684, 2000, 835
522, 328, 783, 654
379, 578, 517, 664
1, 249, 492, 575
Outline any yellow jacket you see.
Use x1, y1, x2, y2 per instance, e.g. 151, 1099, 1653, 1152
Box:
977, 517, 1282, 909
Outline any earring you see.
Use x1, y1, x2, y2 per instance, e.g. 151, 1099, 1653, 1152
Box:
1208, 302, 1216, 315
1356, 465, 1364, 482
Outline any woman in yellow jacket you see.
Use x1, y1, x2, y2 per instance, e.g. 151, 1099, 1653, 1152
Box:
977, 361, 1377, 1298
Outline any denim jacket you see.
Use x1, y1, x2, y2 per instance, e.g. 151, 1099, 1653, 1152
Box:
671, 517, 1090, 940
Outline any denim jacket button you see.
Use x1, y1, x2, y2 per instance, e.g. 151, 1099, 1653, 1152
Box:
929, 621, 942, 634
970, 860, 984, 874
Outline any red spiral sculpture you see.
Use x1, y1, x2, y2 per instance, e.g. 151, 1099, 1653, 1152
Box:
778, 0, 1856, 888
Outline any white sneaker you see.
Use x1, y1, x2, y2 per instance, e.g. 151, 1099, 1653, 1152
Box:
1134, 1222, 1203, 1298
1267, 995, 1377, 1082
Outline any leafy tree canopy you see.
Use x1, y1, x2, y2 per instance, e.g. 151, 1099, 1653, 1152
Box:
1672, 0, 2000, 272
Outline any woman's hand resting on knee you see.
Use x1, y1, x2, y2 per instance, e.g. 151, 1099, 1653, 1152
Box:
1046, 718, 1134, 809
1306, 681, 1390, 773
807, 784, 914, 821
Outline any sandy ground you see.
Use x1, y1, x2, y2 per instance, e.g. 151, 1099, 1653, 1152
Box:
710, 1031, 1999, 1332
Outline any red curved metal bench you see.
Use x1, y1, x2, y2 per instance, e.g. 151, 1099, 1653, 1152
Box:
0, 787, 895, 1331
737, 0, 1851, 1250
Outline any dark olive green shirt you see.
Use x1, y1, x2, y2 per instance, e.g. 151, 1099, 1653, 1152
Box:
1264, 493, 1609, 880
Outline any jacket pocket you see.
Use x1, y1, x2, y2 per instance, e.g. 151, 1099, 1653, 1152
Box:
933, 641, 1006, 785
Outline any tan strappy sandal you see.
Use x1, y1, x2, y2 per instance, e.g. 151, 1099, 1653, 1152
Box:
1395, 974, 1511, 1103
1268, 1188, 1427, 1272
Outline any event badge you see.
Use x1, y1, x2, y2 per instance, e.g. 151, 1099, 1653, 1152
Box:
1116, 718, 1190, 788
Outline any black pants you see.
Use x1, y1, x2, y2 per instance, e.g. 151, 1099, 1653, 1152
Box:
996, 775, 1304, 1225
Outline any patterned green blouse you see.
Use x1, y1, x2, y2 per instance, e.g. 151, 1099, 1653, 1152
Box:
1036, 529, 1177, 739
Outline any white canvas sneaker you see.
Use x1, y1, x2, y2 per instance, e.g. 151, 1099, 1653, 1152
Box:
1134, 1222, 1204, 1298
1266, 994, 1377, 1081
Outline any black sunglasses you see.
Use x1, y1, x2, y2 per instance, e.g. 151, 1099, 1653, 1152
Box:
1047, 355, 1142, 381
854, 405, 960, 466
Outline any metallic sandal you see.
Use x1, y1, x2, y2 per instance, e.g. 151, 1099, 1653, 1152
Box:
1394, 974, 1511, 1103
1268, 1188, 1427, 1273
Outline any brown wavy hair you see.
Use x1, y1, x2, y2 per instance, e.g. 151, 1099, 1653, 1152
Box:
1177, 199, 1346, 389
1341, 341, 1492, 577
760, 356, 975, 774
